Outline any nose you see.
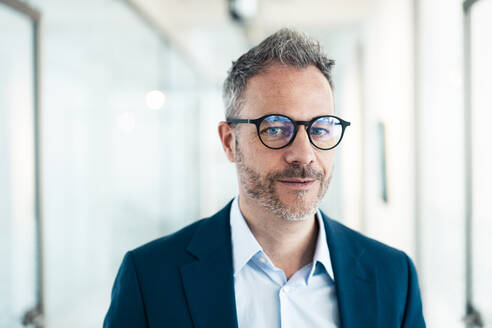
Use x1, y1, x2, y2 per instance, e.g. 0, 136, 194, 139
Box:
283, 126, 316, 165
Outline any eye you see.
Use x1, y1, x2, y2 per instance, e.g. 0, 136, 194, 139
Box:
265, 127, 282, 135
311, 127, 330, 137
261, 126, 291, 137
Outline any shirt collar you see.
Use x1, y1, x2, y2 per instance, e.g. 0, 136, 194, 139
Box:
229, 197, 335, 282
230, 197, 263, 276
309, 207, 335, 282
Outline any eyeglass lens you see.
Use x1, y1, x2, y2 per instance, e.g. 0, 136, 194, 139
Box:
258, 115, 343, 149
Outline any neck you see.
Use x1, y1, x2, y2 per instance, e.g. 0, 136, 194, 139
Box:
238, 194, 319, 279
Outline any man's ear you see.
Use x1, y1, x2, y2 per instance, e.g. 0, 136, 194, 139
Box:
218, 121, 236, 163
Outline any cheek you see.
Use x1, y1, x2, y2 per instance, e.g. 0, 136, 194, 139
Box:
238, 131, 264, 159
238, 139, 281, 173
318, 152, 335, 175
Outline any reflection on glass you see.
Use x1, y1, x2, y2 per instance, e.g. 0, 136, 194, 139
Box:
145, 90, 166, 110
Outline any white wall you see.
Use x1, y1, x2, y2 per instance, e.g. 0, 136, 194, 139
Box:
359, 0, 416, 257
417, 0, 466, 326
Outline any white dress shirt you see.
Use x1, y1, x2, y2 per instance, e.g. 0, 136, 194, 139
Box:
230, 197, 340, 328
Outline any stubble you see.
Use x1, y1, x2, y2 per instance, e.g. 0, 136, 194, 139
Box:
235, 139, 332, 221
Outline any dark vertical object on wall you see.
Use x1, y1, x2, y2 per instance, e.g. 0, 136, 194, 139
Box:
462, 0, 483, 327
0, 0, 44, 327
228, 0, 242, 23
377, 121, 388, 203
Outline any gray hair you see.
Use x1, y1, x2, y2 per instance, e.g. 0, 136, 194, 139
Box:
222, 28, 335, 119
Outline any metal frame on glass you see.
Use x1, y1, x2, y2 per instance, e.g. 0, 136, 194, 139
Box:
0, 0, 43, 327
463, 0, 484, 327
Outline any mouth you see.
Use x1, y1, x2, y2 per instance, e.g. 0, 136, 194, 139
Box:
277, 178, 316, 189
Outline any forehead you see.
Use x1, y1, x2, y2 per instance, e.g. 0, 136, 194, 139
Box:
241, 63, 334, 120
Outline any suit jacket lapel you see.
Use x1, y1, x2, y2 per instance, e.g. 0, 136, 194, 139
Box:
180, 201, 239, 328
322, 213, 380, 328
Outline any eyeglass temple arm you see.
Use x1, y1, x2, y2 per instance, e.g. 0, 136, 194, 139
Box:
226, 118, 252, 124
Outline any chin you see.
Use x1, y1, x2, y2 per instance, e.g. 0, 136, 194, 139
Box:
275, 193, 319, 221
279, 186, 319, 204
279, 205, 317, 222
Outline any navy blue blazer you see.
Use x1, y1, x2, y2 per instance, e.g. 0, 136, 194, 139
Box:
104, 200, 425, 327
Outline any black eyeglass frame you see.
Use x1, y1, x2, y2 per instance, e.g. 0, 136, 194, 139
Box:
226, 114, 351, 150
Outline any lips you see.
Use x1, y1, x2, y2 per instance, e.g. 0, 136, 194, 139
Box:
277, 178, 317, 190
278, 179, 315, 183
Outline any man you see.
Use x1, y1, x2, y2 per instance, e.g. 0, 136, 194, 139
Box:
104, 29, 425, 328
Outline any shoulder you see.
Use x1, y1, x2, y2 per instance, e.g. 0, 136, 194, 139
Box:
324, 216, 419, 302
128, 217, 207, 267
127, 200, 233, 269
323, 215, 413, 272
322, 216, 425, 325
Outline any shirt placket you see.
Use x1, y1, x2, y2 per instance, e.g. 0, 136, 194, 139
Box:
279, 284, 292, 328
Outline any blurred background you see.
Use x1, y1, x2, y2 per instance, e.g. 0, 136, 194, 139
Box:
0, 0, 491, 327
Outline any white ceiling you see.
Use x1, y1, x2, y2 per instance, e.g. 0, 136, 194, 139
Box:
130, 0, 375, 81
134, 0, 374, 28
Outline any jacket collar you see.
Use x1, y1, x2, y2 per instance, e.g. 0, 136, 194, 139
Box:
180, 200, 239, 328
322, 212, 380, 327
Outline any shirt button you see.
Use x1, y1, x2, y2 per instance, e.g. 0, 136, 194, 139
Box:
259, 257, 267, 264
283, 286, 290, 293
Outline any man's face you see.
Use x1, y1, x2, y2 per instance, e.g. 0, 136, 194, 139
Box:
225, 63, 336, 221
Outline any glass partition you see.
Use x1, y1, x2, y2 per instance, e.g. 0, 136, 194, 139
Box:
25, 0, 200, 326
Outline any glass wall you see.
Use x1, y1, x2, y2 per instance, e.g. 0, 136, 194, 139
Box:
22, 0, 200, 326
0, 2, 37, 327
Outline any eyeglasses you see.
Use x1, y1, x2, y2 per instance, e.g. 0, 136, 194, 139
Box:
227, 114, 351, 150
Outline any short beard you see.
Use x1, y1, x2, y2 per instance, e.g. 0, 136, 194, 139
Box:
235, 138, 331, 221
